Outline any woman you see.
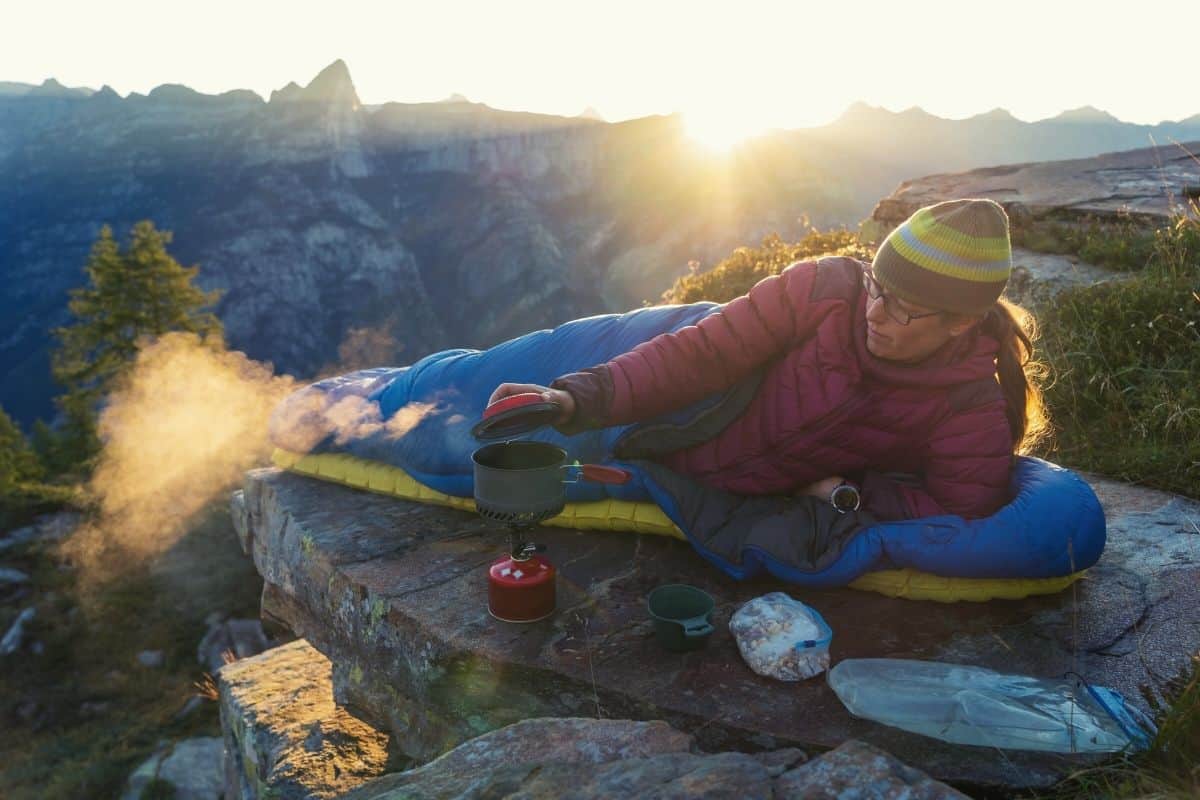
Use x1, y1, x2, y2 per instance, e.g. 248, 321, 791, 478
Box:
488, 198, 1049, 521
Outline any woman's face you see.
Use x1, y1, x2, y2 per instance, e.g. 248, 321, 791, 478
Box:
863, 270, 977, 363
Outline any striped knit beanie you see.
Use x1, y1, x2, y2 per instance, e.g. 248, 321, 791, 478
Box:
871, 198, 1012, 315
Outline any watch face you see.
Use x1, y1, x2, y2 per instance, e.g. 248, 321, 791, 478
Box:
832, 484, 860, 512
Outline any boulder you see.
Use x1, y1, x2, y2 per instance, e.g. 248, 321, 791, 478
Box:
218, 639, 391, 799
348, 750, 775, 799
122, 737, 224, 800
344, 716, 696, 799
0, 607, 35, 656
342, 727, 962, 800
775, 740, 968, 799
137, 649, 165, 668
0, 511, 81, 552
198, 617, 272, 672
0, 567, 30, 586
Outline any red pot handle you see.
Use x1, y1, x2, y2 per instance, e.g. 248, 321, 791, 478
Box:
581, 464, 632, 485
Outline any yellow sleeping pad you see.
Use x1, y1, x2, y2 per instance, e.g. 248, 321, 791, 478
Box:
272, 449, 1085, 603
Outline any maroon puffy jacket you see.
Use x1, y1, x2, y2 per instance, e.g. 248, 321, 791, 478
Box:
550, 256, 1015, 521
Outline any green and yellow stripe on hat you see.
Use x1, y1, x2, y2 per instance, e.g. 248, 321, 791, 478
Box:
871, 198, 1012, 315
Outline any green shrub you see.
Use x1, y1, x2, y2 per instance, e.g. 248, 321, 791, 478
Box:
661, 228, 873, 304
1011, 213, 1160, 272
0, 481, 83, 532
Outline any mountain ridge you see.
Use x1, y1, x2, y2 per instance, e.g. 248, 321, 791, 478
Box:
5, 61, 1197, 128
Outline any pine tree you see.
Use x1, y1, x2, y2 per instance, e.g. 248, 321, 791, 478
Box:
0, 406, 41, 492
49, 221, 224, 466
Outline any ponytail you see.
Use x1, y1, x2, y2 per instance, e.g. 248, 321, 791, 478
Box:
978, 299, 1051, 455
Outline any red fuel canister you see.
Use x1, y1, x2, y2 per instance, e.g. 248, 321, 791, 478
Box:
488, 552, 556, 623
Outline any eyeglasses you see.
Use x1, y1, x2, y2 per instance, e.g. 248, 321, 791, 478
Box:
861, 269, 944, 326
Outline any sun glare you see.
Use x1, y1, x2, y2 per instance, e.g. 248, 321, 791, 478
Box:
683, 109, 770, 153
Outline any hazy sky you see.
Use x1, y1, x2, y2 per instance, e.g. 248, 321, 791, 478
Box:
4, 0, 1196, 133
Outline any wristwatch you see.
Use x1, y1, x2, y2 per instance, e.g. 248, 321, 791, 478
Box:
829, 481, 861, 513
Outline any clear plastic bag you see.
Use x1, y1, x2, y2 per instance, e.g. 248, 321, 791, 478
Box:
828, 658, 1157, 753
730, 592, 832, 681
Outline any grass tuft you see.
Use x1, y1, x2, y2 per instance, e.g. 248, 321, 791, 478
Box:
1034, 201, 1200, 498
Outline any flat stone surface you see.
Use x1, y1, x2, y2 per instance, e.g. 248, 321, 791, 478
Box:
870, 138, 1200, 223
236, 467, 1200, 791
218, 639, 391, 799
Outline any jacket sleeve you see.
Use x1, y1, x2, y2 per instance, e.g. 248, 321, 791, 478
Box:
550, 258, 857, 432
858, 392, 1014, 521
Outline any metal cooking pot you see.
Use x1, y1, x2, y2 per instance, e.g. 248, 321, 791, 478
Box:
472, 440, 629, 525
471, 392, 631, 624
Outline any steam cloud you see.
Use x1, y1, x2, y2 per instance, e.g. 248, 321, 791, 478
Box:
62, 333, 298, 577
61, 330, 448, 586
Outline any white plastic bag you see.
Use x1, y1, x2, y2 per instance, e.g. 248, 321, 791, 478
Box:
828, 658, 1156, 753
730, 592, 832, 681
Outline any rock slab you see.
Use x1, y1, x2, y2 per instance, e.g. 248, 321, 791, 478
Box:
235, 467, 1200, 790
871, 139, 1200, 224
218, 639, 391, 799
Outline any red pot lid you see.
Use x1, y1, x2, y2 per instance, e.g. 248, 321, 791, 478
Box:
472, 392, 562, 440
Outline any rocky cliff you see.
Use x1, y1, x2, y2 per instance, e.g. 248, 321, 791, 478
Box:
0, 61, 843, 425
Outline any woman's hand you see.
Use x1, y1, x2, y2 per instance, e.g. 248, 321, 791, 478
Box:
487, 382, 576, 426
795, 476, 844, 500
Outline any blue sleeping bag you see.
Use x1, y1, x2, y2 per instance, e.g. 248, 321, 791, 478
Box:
268, 300, 1106, 588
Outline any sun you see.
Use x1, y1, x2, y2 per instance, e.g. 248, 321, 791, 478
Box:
682, 108, 772, 153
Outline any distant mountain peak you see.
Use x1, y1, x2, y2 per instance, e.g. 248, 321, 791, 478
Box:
270, 60, 360, 109
1052, 105, 1120, 124
269, 81, 303, 103
437, 93, 471, 104
832, 101, 940, 124
972, 107, 1017, 122
577, 106, 605, 121
148, 83, 202, 102
833, 100, 879, 122
28, 78, 92, 98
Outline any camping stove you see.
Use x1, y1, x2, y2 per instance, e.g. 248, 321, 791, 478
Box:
486, 526, 557, 623
470, 391, 631, 623
471, 463, 563, 623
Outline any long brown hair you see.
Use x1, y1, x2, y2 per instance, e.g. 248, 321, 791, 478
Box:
973, 298, 1051, 455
